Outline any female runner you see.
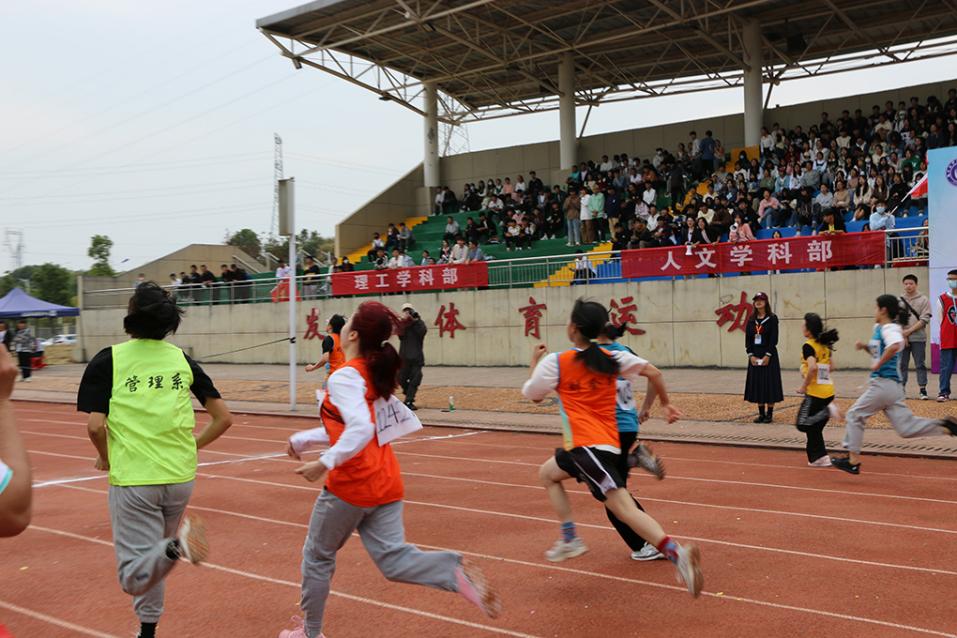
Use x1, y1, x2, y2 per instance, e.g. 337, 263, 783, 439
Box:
279, 301, 500, 638
522, 300, 703, 597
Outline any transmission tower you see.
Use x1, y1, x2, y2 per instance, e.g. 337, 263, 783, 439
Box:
4, 229, 24, 272
271, 133, 285, 237
440, 120, 471, 157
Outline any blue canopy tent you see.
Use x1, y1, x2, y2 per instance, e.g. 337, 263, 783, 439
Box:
0, 287, 80, 319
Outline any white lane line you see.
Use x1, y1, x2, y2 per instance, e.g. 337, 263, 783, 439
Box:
394, 450, 957, 506
29, 431, 483, 488
0, 599, 122, 638
195, 472, 957, 538
26, 525, 540, 638
415, 438, 957, 483
48, 486, 957, 638
56, 481, 957, 579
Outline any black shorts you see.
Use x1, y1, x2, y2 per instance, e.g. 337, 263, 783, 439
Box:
554, 446, 626, 502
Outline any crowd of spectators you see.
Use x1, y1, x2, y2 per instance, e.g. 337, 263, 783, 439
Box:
360, 88, 953, 268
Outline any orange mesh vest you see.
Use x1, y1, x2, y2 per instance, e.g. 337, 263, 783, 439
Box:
556, 349, 619, 451
328, 333, 346, 374
321, 359, 404, 507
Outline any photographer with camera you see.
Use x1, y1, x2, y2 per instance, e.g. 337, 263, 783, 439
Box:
398, 303, 428, 411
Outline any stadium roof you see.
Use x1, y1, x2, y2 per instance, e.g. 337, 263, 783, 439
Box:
257, 0, 957, 124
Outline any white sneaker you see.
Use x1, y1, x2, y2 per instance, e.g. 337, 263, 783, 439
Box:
629, 443, 665, 480
808, 456, 833, 467
827, 403, 842, 422
177, 515, 209, 564
674, 543, 703, 598
545, 537, 588, 563
21, 377, 31, 383
631, 542, 665, 561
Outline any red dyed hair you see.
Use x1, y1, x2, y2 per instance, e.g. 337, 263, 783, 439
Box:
349, 301, 410, 398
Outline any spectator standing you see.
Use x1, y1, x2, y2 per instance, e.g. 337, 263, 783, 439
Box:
398, 303, 427, 411
588, 185, 606, 242
937, 269, 957, 402
302, 256, 322, 300
12, 320, 35, 383
744, 293, 784, 423
896, 274, 932, 399
218, 264, 233, 303
580, 187, 594, 244
564, 189, 582, 247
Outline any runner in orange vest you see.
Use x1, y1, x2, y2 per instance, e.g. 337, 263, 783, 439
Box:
305, 315, 346, 389
522, 299, 703, 597
280, 302, 500, 638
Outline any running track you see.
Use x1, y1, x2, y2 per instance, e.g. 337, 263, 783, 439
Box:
3, 402, 956, 638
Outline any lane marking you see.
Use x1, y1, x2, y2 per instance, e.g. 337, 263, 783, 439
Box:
393, 451, 957, 506
45, 487, 957, 638
0, 599, 121, 638
195, 472, 957, 538
25, 525, 541, 638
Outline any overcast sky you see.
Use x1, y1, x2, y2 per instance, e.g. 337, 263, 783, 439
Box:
2, 0, 956, 273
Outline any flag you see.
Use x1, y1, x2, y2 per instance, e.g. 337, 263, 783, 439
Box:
906, 174, 928, 199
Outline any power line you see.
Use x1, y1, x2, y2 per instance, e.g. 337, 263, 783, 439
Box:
0, 178, 271, 203
0, 152, 271, 178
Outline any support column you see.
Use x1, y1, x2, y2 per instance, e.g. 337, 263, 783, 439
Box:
558, 53, 577, 171
423, 82, 440, 189
742, 19, 763, 148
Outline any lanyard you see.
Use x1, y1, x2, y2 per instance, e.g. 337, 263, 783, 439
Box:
754, 316, 770, 335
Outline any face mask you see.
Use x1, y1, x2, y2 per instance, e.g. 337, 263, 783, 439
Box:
876, 206, 885, 213
949, 280, 957, 290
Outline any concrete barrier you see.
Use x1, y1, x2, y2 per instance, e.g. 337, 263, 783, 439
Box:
77, 267, 927, 369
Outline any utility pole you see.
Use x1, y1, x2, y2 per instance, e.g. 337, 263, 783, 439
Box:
4, 229, 24, 272
278, 178, 296, 412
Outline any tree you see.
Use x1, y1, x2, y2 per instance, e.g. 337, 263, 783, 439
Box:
30, 263, 76, 306
0, 263, 77, 305
226, 228, 262, 260
87, 235, 115, 277
261, 230, 335, 267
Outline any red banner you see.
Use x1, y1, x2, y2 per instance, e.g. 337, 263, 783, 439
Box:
621, 232, 885, 278
331, 262, 489, 296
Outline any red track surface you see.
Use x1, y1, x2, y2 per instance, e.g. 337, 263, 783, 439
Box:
3, 401, 957, 638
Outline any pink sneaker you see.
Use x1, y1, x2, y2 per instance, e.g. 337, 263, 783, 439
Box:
455, 560, 502, 619
278, 616, 325, 638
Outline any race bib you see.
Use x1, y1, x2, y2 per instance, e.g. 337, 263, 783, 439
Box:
616, 379, 636, 412
816, 364, 832, 385
753, 334, 763, 345
0, 460, 13, 495
374, 395, 423, 446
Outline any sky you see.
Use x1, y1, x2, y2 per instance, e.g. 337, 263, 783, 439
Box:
2, 0, 956, 273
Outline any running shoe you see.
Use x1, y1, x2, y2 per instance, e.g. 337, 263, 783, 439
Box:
455, 560, 501, 619
808, 456, 833, 467
674, 544, 703, 598
545, 537, 588, 563
919, 388, 929, 401
940, 417, 957, 437
628, 443, 665, 480
176, 515, 209, 564
830, 456, 860, 475
631, 542, 665, 561
277, 616, 325, 638
937, 394, 950, 403
827, 403, 842, 422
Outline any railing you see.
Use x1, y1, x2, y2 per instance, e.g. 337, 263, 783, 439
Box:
81, 229, 928, 309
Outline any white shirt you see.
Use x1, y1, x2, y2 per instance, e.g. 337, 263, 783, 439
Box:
318, 367, 377, 470
642, 188, 656, 205
276, 266, 292, 279
579, 194, 592, 221
450, 243, 468, 263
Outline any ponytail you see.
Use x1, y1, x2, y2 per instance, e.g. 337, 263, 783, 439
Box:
349, 301, 407, 398
804, 312, 839, 350
570, 299, 619, 375
600, 321, 627, 341
576, 342, 619, 375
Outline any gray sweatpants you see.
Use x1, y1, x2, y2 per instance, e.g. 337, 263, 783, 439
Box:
842, 377, 944, 454
900, 340, 928, 390
108, 481, 194, 623
301, 489, 461, 638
